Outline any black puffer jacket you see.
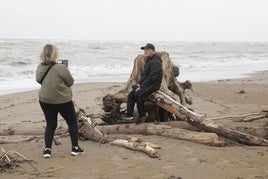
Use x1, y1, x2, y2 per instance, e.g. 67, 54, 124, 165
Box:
138, 54, 163, 90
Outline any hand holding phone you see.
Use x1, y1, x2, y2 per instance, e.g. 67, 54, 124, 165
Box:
57, 59, 68, 67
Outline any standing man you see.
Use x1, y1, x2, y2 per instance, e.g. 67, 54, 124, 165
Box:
124, 43, 163, 124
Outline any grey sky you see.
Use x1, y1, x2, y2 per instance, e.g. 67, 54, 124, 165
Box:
0, 0, 267, 41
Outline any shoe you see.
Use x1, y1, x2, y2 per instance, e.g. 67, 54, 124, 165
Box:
71, 146, 84, 156
122, 116, 134, 121
118, 115, 134, 124
135, 113, 148, 124
43, 149, 51, 158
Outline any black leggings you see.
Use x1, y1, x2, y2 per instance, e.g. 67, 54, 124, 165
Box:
39, 101, 78, 148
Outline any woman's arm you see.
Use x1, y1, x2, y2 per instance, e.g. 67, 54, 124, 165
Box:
36, 64, 43, 84
57, 65, 74, 87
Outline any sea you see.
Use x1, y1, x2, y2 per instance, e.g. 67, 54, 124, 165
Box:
0, 39, 268, 95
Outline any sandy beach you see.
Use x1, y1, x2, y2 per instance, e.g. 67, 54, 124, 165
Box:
1, 71, 268, 179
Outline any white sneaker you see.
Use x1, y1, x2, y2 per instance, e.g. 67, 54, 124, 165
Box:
43, 149, 51, 158
70, 146, 84, 156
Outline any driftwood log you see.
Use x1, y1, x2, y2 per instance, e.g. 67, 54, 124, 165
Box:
0, 137, 35, 144
77, 116, 109, 143
151, 91, 268, 146
97, 123, 225, 146
110, 136, 160, 158
207, 110, 268, 122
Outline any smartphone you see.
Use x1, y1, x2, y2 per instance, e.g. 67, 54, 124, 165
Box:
57, 59, 68, 67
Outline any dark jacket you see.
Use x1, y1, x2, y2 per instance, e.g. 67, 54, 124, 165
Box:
138, 54, 162, 90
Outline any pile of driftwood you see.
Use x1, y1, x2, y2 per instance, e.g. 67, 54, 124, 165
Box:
75, 52, 268, 157
0, 148, 21, 172
0, 148, 37, 173
75, 102, 268, 158
99, 52, 268, 143
0, 147, 64, 175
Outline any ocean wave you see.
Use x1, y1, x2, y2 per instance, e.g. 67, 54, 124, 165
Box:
0, 70, 34, 81
8, 61, 31, 66
0, 40, 268, 95
70, 64, 132, 77
0, 57, 266, 82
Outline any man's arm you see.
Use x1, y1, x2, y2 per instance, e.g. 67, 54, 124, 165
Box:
138, 73, 147, 85
148, 59, 162, 82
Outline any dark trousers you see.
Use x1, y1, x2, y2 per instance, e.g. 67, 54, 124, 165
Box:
39, 100, 78, 148
127, 85, 156, 117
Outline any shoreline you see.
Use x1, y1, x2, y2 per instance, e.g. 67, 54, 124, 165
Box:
196, 69, 268, 84
1, 69, 267, 97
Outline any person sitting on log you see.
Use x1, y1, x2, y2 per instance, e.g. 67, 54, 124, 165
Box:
124, 43, 163, 124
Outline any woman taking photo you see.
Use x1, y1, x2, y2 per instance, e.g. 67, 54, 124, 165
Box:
36, 44, 84, 158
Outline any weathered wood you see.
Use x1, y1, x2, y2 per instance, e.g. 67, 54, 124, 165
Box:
128, 136, 161, 149
77, 116, 110, 143
97, 123, 225, 146
207, 111, 268, 122
110, 140, 159, 158
151, 91, 268, 146
44, 167, 65, 173
110, 136, 160, 158
97, 123, 146, 135
0, 136, 35, 144
161, 121, 199, 131
240, 114, 267, 122
0, 128, 66, 136
146, 124, 225, 146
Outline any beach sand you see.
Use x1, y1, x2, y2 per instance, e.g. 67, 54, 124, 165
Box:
0, 71, 268, 179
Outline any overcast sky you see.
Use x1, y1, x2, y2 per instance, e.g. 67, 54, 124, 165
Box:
0, 0, 267, 41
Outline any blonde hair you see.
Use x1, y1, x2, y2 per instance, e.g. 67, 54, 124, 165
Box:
40, 44, 58, 65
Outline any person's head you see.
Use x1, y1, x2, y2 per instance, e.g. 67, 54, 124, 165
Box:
40, 44, 58, 65
141, 43, 155, 57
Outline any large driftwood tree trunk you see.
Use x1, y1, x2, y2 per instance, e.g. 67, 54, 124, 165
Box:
102, 51, 192, 124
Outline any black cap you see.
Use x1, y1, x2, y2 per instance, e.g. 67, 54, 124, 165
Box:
141, 43, 155, 51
